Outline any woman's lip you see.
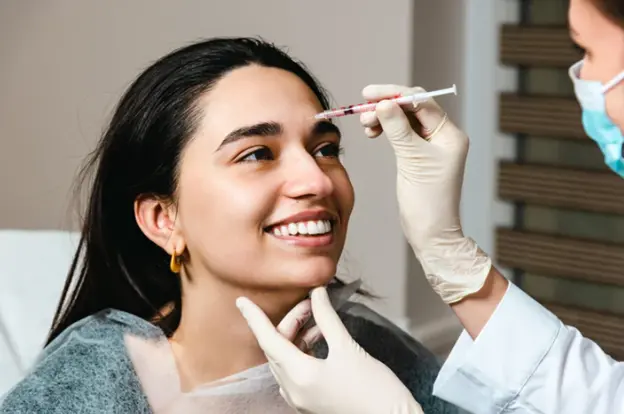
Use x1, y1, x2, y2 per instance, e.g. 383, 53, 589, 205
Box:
268, 232, 334, 247
266, 209, 337, 229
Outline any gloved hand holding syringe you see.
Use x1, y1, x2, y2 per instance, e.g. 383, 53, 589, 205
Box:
315, 84, 457, 119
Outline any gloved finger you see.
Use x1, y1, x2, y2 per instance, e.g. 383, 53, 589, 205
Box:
309, 287, 353, 349
359, 111, 380, 128
375, 100, 424, 145
276, 298, 312, 342
364, 126, 382, 139
411, 94, 448, 138
362, 84, 413, 102
296, 325, 322, 353
364, 85, 450, 138
236, 296, 307, 364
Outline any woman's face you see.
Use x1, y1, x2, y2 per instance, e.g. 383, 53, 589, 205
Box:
569, 0, 624, 129
174, 65, 354, 291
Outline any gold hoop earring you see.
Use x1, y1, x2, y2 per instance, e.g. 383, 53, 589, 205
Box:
170, 249, 181, 273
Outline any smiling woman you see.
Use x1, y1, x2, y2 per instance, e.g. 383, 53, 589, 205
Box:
0, 38, 457, 413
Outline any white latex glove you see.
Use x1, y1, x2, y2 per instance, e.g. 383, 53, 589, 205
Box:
360, 85, 492, 304
236, 287, 424, 414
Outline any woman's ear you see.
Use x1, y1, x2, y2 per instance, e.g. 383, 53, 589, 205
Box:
134, 196, 186, 255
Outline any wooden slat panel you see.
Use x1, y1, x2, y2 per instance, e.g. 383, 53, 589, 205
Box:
542, 301, 624, 361
500, 94, 585, 139
498, 162, 624, 215
496, 228, 624, 287
500, 24, 583, 67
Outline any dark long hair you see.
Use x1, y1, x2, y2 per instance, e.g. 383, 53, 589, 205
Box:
46, 37, 335, 345
593, 0, 624, 27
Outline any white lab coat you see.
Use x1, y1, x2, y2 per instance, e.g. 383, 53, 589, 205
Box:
432, 282, 624, 413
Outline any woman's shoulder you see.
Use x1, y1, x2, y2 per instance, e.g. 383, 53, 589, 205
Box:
32, 309, 162, 365
0, 309, 155, 413
53, 308, 161, 341
337, 302, 458, 413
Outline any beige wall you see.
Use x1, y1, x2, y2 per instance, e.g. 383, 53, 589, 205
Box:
406, 0, 467, 342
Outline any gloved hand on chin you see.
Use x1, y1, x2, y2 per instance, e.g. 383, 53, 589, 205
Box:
236, 287, 424, 414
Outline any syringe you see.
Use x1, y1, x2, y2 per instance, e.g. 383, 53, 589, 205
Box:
314, 84, 458, 120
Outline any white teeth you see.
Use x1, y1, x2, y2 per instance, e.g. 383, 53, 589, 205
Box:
271, 220, 333, 236
288, 223, 298, 235
317, 220, 327, 233
307, 220, 320, 235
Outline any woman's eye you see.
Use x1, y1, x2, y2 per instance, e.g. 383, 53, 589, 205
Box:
239, 147, 275, 162
315, 143, 343, 158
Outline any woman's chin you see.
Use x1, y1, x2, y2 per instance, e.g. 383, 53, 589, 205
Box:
281, 258, 338, 288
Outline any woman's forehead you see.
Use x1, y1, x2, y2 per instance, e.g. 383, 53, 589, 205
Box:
194, 65, 324, 141
209, 65, 321, 111
569, 0, 620, 39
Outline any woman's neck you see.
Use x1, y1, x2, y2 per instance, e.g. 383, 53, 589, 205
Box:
169, 277, 307, 391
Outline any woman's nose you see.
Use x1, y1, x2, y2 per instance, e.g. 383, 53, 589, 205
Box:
281, 155, 334, 200
579, 59, 597, 81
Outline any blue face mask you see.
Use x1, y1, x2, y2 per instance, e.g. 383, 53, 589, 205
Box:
569, 61, 624, 176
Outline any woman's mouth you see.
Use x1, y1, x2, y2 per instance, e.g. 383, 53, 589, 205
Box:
264, 219, 335, 247
269, 219, 332, 236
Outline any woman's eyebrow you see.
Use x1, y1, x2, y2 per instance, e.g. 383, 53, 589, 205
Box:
215, 119, 341, 152
311, 120, 342, 139
216, 122, 283, 151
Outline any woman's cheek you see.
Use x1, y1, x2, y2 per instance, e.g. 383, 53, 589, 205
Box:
606, 84, 624, 131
